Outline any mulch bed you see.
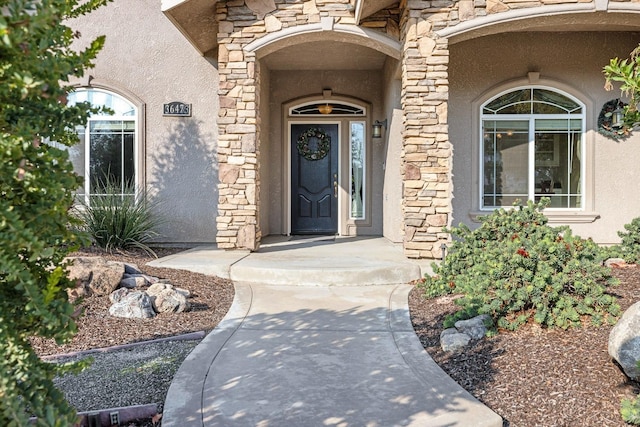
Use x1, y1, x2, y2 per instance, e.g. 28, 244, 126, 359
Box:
30, 247, 235, 357
408, 266, 640, 427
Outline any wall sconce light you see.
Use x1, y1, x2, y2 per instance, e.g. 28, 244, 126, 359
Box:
372, 119, 387, 138
598, 98, 629, 139
612, 105, 625, 129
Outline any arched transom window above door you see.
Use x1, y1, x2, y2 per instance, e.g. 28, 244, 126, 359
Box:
289, 101, 365, 116
480, 87, 585, 210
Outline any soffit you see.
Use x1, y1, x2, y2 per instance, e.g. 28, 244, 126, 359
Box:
261, 40, 388, 70
162, 0, 218, 57
355, 0, 398, 22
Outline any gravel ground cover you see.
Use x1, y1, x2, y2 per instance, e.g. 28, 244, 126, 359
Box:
49, 340, 199, 413
409, 265, 640, 427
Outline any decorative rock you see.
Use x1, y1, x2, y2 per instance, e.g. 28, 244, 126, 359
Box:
123, 263, 143, 275
609, 301, 640, 379
109, 291, 155, 319
440, 328, 471, 352
110, 287, 131, 304
147, 283, 172, 295
455, 314, 491, 340
147, 283, 190, 313
66, 257, 125, 296
173, 287, 191, 298
119, 275, 150, 289
605, 258, 635, 268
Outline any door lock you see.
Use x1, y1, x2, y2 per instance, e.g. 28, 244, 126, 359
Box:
334, 181, 338, 198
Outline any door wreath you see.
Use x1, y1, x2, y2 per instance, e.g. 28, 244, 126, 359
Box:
297, 127, 331, 161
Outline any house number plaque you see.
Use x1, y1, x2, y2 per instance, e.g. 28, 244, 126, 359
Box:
163, 102, 191, 117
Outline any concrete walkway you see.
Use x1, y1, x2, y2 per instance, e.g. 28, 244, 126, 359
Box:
151, 236, 502, 427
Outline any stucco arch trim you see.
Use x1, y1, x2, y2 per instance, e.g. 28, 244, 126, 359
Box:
244, 17, 401, 60
437, 3, 640, 43
469, 76, 599, 223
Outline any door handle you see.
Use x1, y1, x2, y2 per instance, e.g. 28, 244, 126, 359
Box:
334, 181, 338, 198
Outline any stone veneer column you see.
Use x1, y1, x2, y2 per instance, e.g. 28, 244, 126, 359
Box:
213, 0, 396, 251
215, 1, 262, 251
400, 1, 452, 258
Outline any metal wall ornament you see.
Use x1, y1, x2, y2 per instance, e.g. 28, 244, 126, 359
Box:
598, 99, 630, 139
296, 127, 331, 161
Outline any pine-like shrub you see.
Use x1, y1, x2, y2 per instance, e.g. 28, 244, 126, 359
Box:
0, 1, 108, 425
601, 217, 640, 263
75, 179, 163, 256
621, 361, 640, 425
419, 199, 620, 331
622, 395, 640, 425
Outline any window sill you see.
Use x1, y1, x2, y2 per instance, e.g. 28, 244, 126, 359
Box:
469, 210, 600, 224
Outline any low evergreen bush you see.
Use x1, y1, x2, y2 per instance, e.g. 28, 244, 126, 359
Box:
601, 217, 640, 263
75, 179, 163, 256
419, 199, 620, 331
622, 394, 640, 425
0, 1, 108, 424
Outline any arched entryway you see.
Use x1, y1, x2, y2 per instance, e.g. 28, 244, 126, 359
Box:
244, 21, 403, 242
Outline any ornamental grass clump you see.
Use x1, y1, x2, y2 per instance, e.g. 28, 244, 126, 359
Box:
76, 180, 163, 256
420, 199, 620, 331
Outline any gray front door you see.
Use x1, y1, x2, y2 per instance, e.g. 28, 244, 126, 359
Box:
291, 123, 338, 234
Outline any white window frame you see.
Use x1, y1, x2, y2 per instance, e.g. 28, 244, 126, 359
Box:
68, 88, 139, 205
349, 120, 366, 220
479, 86, 586, 212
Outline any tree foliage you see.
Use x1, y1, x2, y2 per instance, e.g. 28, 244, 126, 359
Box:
419, 199, 620, 331
0, 0, 108, 425
604, 43, 640, 130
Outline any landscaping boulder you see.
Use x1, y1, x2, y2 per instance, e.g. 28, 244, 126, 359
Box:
66, 257, 125, 296
440, 314, 493, 352
119, 275, 151, 289
609, 301, 640, 379
109, 287, 131, 304
146, 283, 190, 313
455, 314, 491, 340
440, 328, 471, 352
123, 262, 143, 275
109, 290, 156, 319
605, 258, 634, 268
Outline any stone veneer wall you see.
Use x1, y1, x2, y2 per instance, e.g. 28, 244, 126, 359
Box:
398, 0, 626, 258
216, 0, 610, 257
214, 0, 398, 250
399, 0, 451, 258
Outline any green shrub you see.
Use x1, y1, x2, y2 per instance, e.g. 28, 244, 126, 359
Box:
622, 395, 640, 425
419, 199, 620, 331
75, 179, 163, 256
601, 217, 640, 263
621, 361, 640, 425
0, 0, 108, 425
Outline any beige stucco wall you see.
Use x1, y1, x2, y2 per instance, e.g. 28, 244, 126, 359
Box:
69, 0, 219, 245
267, 69, 385, 236
259, 65, 272, 238
382, 59, 404, 243
449, 31, 640, 244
